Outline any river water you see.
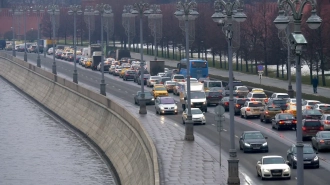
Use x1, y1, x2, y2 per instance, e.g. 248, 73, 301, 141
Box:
0, 78, 116, 185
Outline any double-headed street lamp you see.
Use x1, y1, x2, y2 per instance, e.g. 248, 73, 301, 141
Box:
212, 0, 247, 184
84, 6, 95, 46
94, 3, 112, 96
274, 1, 321, 185
33, 5, 44, 68
47, 4, 60, 75
18, 6, 30, 62
122, 5, 135, 50
68, 5, 82, 84
9, 7, 19, 57
174, 0, 199, 141
131, 2, 150, 114
147, 4, 162, 61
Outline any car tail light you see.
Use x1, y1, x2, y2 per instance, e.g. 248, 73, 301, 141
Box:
251, 99, 255, 101
320, 127, 324, 131
320, 140, 325, 143
279, 121, 285, 124
246, 108, 250, 111
235, 104, 240, 107
265, 111, 269, 114
306, 106, 311, 109
225, 102, 229, 106
293, 120, 297, 124
264, 99, 268, 103
306, 116, 312, 119
150, 80, 154, 82
302, 126, 307, 131
325, 120, 330, 124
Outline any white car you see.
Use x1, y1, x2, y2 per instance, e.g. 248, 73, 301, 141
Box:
182, 108, 206, 125
268, 93, 290, 101
147, 76, 162, 87
302, 100, 321, 110
155, 97, 178, 115
240, 101, 264, 119
157, 72, 166, 77
256, 156, 291, 180
47, 47, 54, 55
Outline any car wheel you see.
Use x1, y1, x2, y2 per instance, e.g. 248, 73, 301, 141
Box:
244, 112, 248, 119
265, 119, 270, 123
240, 112, 243, 118
260, 116, 263, 122
204, 108, 207, 113
243, 147, 247, 153
316, 144, 320, 152
239, 143, 242, 150
293, 163, 297, 169
276, 124, 280, 131
134, 99, 137, 105
257, 169, 260, 177
271, 122, 275, 129
182, 118, 185, 124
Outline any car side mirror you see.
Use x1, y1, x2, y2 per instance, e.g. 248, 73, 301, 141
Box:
257, 161, 261, 165
264, 136, 268, 139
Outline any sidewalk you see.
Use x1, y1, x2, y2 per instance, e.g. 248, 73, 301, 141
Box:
130, 52, 330, 99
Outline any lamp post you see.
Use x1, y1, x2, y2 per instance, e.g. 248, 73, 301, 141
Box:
274, 1, 321, 185
147, 4, 162, 61
122, 5, 135, 50
33, 5, 44, 68
95, 3, 112, 96
68, 5, 82, 84
131, 2, 150, 115
18, 6, 30, 62
47, 4, 60, 75
104, 7, 114, 57
174, 0, 199, 141
9, 7, 19, 57
212, 0, 247, 184
84, 6, 95, 47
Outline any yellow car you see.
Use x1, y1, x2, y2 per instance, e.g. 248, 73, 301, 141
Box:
260, 105, 282, 123
152, 85, 169, 98
85, 58, 92, 68
119, 68, 129, 78
284, 104, 297, 117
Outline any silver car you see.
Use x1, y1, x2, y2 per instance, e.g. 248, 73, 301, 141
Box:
320, 114, 330, 130
182, 108, 206, 125
155, 97, 178, 115
147, 76, 162, 87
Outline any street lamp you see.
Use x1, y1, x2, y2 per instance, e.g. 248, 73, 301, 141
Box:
18, 6, 30, 62
212, 0, 247, 184
9, 7, 20, 57
103, 7, 114, 56
68, 5, 83, 84
94, 3, 112, 96
174, 0, 199, 141
147, 4, 162, 61
84, 6, 95, 47
274, 1, 321, 185
33, 5, 44, 68
47, 4, 60, 75
122, 5, 135, 50
131, 2, 150, 114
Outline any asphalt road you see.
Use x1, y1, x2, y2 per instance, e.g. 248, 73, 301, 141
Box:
11, 51, 330, 185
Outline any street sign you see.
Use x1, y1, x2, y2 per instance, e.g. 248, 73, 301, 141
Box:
257, 65, 264, 72
215, 105, 225, 116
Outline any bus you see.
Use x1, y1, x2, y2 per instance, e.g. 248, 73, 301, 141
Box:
177, 59, 208, 80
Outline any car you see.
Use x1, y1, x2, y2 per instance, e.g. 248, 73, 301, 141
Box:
134, 69, 149, 83
268, 93, 290, 101
233, 86, 249, 97
119, 68, 129, 78
47, 47, 54, 55
27, 45, 37, 53
152, 85, 169, 98
301, 119, 324, 140
172, 82, 183, 96
311, 131, 330, 151
256, 156, 291, 180
246, 88, 268, 104
182, 108, 206, 125
312, 103, 330, 114
113, 66, 122, 76
109, 65, 116, 74
240, 101, 264, 119
286, 144, 319, 169
185, 78, 198, 83
147, 76, 162, 87
302, 100, 321, 110
260, 105, 282, 123
205, 90, 222, 106
224, 80, 243, 89
219, 96, 229, 111
84, 58, 92, 68
286, 98, 297, 106
55, 50, 63, 59
271, 113, 297, 130
134, 91, 155, 105
203, 80, 226, 91
320, 114, 330, 130
157, 72, 165, 77
239, 131, 268, 153
233, 98, 249, 115
79, 57, 86, 65
75, 55, 82, 63
123, 70, 135, 81
267, 98, 288, 111
67, 53, 74, 61
164, 81, 176, 92
155, 97, 178, 115
137, 74, 150, 85
160, 77, 171, 85
302, 109, 323, 119
284, 103, 297, 118
171, 74, 185, 82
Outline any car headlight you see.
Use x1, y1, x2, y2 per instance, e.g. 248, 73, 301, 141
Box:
160, 107, 164, 110
191, 102, 194, 105
262, 169, 270, 173
203, 101, 206, 104
151, 98, 154, 101
244, 143, 250, 147
313, 156, 319, 161
293, 156, 297, 161
262, 142, 267, 146
283, 167, 290, 172
174, 105, 178, 109
202, 116, 206, 120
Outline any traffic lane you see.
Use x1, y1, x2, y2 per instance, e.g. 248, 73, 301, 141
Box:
19, 52, 330, 184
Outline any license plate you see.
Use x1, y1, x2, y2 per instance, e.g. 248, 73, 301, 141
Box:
285, 121, 291, 123
253, 109, 259, 111
272, 173, 281, 175
304, 161, 311, 164
253, 147, 260, 149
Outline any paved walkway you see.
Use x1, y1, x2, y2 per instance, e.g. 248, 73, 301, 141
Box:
131, 52, 330, 99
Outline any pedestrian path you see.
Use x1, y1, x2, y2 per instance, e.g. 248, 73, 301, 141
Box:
130, 52, 330, 99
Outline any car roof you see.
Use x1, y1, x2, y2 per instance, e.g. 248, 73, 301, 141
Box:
243, 131, 261, 134
159, 96, 173, 100
292, 144, 312, 147
274, 93, 289, 95
191, 108, 201, 110
305, 100, 320, 102
248, 101, 262, 104
262, 155, 283, 159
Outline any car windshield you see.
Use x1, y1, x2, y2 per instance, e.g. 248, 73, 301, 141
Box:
127, 71, 135, 74
303, 147, 315, 154
244, 133, 264, 139
304, 121, 321, 127
151, 76, 161, 80
174, 75, 184, 79
190, 92, 206, 99
268, 107, 281, 111
191, 109, 203, 114
209, 82, 222, 87
160, 98, 175, 104
279, 114, 294, 119
166, 82, 176, 85
263, 157, 285, 164
138, 92, 153, 97
238, 87, 248, 91
143, 74, 150, 78
155, 87, 167, 91
208, 92, 221, 96
273, 100, 286, 104
252, 94, 266, 98
321, 133, 330, 138
249, 102, 263, 107
305, 110, 322, 115
290, 99, 296, 103
210, 87, 224, 91
319, 106, 330, 110
278, 94, 290, 99
237, 99, 248, 104
308, 101, 320, 105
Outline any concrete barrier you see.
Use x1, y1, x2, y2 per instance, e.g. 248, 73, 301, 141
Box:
0, 52, 159, 185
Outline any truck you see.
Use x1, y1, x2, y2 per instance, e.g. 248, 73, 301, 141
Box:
115, 49, 131, 61
178, 82, 207, 112
88, 44, 101, 57
0, 40, 6, 50
43, 39, 56, 51
146, 61, 165, 76
91, 51, 102, 70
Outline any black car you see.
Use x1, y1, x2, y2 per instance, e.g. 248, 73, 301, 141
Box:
134, 69, 149, 83
137, 74, 150, 85
286, 144, 319, 169
271, 113, 297, 130
234, 98, 249, 115
67, 54, 74, 61
302, 109, 323, 119
205, 91, 222, 106
219, 96, 230, 111
311, 131, 330, 151
55, 51, 63, 59
123, 70, 135, 81
134, 91, 155, 105
267, 98, 287, 111
239, 131, 268, 153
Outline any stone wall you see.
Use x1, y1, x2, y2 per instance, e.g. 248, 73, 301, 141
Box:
0, 52, 159, 185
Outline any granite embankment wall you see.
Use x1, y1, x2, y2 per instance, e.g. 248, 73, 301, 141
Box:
0, 52, 159, 185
